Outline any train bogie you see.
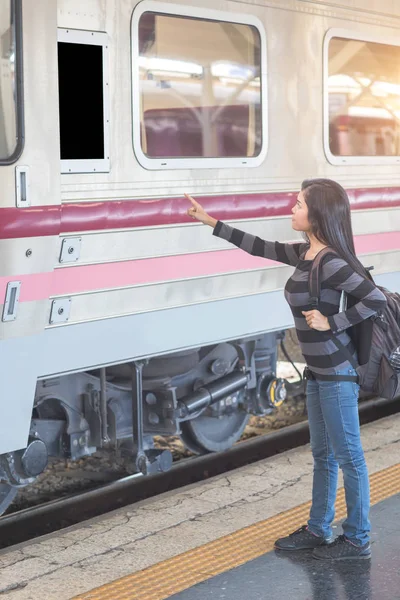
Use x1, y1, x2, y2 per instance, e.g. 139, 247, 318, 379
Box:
28, 332, 284, 464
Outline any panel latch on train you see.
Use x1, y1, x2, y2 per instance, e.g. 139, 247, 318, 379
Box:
15, 166, 30, 208
59, 237, 82, 263
49, 298, 72, 324
2, 281, 21, 322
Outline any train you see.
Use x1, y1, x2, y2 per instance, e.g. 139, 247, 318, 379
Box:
0, 0, 399, 515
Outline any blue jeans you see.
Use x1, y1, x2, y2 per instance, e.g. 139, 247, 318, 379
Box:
306, 368, 370, 546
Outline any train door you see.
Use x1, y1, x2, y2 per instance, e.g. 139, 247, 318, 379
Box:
0, 0, 60, 462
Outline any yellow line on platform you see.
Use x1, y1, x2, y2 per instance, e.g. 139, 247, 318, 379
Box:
74, 462, 400, 600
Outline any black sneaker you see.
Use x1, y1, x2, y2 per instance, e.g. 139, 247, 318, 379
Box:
313, 535, 371, 560
274, 525, 333, 551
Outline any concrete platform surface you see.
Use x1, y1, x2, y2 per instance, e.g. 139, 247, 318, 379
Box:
0, 412, 399, 599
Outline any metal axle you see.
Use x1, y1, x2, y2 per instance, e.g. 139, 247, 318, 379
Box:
178, 371, 249, 418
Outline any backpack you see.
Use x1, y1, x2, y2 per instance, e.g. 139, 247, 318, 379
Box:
308, 248, 400, 399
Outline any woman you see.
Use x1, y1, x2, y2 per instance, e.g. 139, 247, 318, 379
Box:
185, 179, 386, 561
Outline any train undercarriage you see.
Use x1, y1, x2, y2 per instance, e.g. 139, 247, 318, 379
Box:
0, 331, 299, 515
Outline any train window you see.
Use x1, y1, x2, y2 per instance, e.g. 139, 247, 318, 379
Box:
325, 30, 400, 164
58, 29, 110, 173
0, 0, 23, 164
131, 3, 267, 170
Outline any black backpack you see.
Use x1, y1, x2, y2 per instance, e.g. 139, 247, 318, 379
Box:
308, 248, 400, 399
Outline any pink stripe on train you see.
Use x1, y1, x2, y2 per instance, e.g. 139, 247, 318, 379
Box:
3, 230, 400, 305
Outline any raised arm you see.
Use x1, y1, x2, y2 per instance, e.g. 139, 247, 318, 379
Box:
322, 257, 387, 334
213, 221, 306, 266
185, 194, 306, 267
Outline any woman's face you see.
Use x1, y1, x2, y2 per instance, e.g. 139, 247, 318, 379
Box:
291, 191, 311, 232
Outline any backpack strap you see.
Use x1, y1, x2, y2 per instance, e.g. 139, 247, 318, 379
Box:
307, 247, 359, 373
308, 247, 339, 309
327, 334, 359, 372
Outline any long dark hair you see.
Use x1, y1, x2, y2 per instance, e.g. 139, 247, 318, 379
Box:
301, 178, 370, 280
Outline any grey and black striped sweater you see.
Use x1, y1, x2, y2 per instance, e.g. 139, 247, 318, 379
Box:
213, 221, 387, 379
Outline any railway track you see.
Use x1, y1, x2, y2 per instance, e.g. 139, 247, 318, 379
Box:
0, 394, 397, 551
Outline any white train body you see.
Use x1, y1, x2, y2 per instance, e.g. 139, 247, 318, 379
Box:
0, 0, 399, 511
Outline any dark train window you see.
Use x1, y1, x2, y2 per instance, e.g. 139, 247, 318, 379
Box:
132, 5, 267, 169
58, 29, 110, 173
0, 0, 23, 164
326, 34, 400, 161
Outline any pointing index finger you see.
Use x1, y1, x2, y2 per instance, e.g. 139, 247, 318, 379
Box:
184, 193, 199, 207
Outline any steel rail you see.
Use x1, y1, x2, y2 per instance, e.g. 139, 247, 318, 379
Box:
0, 394, 397, 550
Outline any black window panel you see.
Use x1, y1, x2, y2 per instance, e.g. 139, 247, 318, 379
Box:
58, 42, 105, 160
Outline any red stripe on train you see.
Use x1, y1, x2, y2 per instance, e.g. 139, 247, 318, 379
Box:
0, 187, 399, 239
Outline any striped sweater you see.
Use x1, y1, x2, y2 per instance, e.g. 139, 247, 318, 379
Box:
213, 221, 387, 379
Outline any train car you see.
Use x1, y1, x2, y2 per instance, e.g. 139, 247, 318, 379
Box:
0, 0, 399, 514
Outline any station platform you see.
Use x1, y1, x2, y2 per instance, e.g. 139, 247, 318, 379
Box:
1, 413, 400, 600
169, 490, 400, 600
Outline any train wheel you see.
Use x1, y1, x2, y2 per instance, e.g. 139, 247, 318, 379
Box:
180, 401, 249, 454
179, 427, 206, 455
0, 483, 17, 516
